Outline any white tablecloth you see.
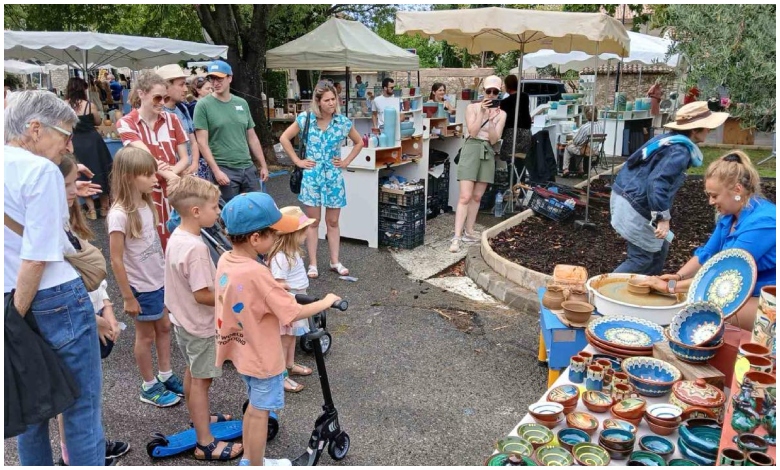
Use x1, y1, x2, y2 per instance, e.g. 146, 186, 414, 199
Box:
508, 346, 688, 464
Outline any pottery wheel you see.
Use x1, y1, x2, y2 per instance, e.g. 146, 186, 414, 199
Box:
597, 281, 679, 307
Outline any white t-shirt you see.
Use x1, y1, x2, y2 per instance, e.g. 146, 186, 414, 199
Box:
107, 204, 165, 293
165, 229, 216, 338
371, 95, 399, 126
89, 280, 110, 314
270, 252, 309, 292
4, 145, 79, 292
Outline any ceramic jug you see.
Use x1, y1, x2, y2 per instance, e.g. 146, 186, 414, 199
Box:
542, 285, 568, 310
752, 286, 776, 356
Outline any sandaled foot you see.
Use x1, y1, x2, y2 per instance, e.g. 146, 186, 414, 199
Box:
329, 262, 349, 276
449, 237, 461, 253
284, 377, 304, 393
307, 265, 319, 279
461, 232, 480, 244
194, 439, 243, 461
287, 363, 312, 377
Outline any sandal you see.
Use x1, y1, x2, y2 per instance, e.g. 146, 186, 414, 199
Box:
307, 265, 319, 279
284, 377, 304, 393
194, 439, 243, 461
329, 262, 349, 276
449, 237, 461, 253
287, 363, 313, 377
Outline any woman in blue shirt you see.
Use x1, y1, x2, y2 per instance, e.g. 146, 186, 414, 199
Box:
642, 151, 776, 330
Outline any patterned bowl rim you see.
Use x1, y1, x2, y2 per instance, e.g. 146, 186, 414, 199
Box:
686, 248, 757, 320
622, 357, 682, 386
528, 401, 565, 414
572, 443, 611, 465
557, 427, 592, 444
670, 301, 725, 346
647, 403, 684, 419
664, 328, 725, 350
639, 435, 676, 454
602, 419, 637, 434
495, 436, 534, 455
588, 315, 665, 347
534, 445, 574, 465
516, 423, 554, 442
583, 390, 614, 406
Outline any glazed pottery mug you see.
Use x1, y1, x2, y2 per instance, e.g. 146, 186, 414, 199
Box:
736, 433, 768, 455
745, 354, 775, 374
738, 342, 772, 362
586, 364, 604, 391
578, 351, 594, 366
719, 447, 745, 466
611, 383, 639, 402
746, 451, 775, 466
596, 359, 613, 375
612, 372, 630, 386
569, 356, 587, 383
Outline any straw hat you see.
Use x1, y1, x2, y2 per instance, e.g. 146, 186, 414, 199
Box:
279, 206, 315, 232
156, 64, 188, 82
665, 101, 729, 131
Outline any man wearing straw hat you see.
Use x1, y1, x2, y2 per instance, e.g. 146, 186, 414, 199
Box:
610, 101, 729, 275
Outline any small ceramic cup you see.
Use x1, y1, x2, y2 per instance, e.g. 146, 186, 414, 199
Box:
569, 356, 587, 384
586, 365, 604, 391
596, 359, 613, 375
578, 351, 594, 366
719, 447, 745, 466
746, 451, 775, 466
745, 354, 775, 374
611, 383, 639, 402
739, 342, 772, 362
612, 372, 630, 386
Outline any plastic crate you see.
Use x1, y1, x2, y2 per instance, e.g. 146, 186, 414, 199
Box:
379, 187, 425, 207
427, 195, 441, 220
379, 217, 425, 249
528, 189, 576, 222
379, 203, 425, 223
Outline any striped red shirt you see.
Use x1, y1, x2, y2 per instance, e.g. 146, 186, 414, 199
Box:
117, 109, 188, 249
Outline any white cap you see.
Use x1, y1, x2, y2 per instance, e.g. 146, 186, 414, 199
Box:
484, 75, 502, 90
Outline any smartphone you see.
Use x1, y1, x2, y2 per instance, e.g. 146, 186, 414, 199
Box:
489, 99, 501, 108
649, 220, 675, 243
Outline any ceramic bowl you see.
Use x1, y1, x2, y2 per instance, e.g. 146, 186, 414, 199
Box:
586, 330, 653, 358
484, 452, 536, 466
669, 301, 724, 346
742, 370, 776, 395
495, 436, 534, 456
599, 429, 635, 450
602, 419, 637, 435
678, 421, 722, 457
668, 458, 698, 466
677, 437, 716, 466
533, 444, 573, 466
516, 423, 554, 449
400, 128, 415, 138
622, 357, 681, 397
612, 397, 648, 419
646, 403, 683, 421
735, 433, 768, 454
588, 315, 664, 351
534, 415, 564, 429
399, 121, 415, 130
582, 390, 614, 413
664, 328, 724, 364
609, 405, 642, 426
629, 450, 667, 466
572, 443, 611, 466
566, 412, 599, 436
598, 440, 633, 461
644, 412, 681, 428
546, 384, 580, 408
562, 300, 595, 324
528, 401, 564, 422
746, 451, 775, 466
638, 435, 675, 460
645, 419, 679, 436
557, 427, 591, 453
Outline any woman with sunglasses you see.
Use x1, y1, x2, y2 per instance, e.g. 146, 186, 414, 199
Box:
450, 76, 507, 253
65, 76, 114, 220
116, 72, 189, 249
638, 151, 775, 331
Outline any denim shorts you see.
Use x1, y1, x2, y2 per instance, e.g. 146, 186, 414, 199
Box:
241, 373, 284, 411
130, 287, 165, 322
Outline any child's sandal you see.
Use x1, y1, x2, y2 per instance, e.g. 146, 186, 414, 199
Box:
287, 363, 313, 377
307, 265, 319, 279
284, 377, 304, 393
329, 262, 349, 276
194, 440, 242, 461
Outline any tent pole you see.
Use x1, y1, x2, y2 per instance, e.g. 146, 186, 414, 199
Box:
508, 43, 525, 214
576, 42, 598, 230
345, 66, 350, 118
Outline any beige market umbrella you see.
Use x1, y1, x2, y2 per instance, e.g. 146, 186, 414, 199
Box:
396, 7, 630, 218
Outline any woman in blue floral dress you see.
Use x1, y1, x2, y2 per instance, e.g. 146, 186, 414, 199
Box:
279, 81, 364, 278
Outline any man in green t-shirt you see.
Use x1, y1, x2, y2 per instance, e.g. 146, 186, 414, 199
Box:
194, 60, 269, 201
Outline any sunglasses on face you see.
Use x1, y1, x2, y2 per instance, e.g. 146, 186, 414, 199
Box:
151, 94, 168, 105
485, 88, 500, 96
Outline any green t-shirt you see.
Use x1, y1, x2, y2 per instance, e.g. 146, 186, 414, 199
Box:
193, 94, 255, 169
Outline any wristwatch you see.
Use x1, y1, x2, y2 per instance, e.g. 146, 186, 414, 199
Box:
667, 279, 677, 294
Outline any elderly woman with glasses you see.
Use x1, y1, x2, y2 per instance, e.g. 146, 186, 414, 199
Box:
449, 75, 507, 253
116, 72, 189, 250
4, 90, 106, 465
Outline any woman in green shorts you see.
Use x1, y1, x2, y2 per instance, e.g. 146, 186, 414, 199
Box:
450, 75, 507, 253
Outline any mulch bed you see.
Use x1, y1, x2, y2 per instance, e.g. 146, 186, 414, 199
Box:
490, 178, 776, 276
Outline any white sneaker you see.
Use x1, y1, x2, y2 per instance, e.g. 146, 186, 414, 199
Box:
461, 232, 480, 244
449, 237, 461, 253
264, 458, 293, 466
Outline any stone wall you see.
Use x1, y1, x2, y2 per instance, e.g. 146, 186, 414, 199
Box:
580, 69, 678, 108
389, 67, 496, 98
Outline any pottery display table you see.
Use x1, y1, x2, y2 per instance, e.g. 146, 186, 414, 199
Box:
538, 288, 590, 388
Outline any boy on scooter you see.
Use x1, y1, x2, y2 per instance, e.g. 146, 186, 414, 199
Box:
216, 192, 341, 466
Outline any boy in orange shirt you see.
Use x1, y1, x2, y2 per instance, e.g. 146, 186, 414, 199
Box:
216, 192, 341, 466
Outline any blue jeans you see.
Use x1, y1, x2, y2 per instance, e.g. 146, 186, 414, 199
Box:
614, 240, 670, 276
17, 278, 105, 466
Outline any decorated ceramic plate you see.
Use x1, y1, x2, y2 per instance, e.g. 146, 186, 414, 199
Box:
588, 315, 664, 349
687, 248, 757, 319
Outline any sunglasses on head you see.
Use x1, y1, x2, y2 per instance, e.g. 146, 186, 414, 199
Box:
485, 88, 500, 96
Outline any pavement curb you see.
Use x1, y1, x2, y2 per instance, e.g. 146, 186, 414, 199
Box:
464, 244, 539, 314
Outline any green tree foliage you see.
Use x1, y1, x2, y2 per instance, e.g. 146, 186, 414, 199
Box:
663, 4, 776, 130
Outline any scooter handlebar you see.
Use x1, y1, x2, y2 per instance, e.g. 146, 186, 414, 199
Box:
294, 294, 348, 311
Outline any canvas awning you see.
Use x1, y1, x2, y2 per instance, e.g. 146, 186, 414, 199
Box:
266, 18, 419, 71
4, 31, 228, 71
3, 60, 43, 75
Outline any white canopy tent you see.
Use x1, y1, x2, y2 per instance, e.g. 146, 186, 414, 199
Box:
396, 7, 630, 219
4, 60, 44, 75
4, 31, 228, 72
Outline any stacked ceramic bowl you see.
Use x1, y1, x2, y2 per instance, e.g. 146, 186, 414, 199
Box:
665, 302, 725, 364
609, 397, 647, 426
527, 402, 564, 429
644, 403, 683, 436
585, 315, 664, 358
621, 357, 682, 397
546, 384, 580, 415
676, 418, 722, 465
598, 428, 636, 461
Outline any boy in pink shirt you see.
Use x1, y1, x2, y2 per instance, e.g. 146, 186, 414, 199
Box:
165, 176, 243, 461
216, 192, 341, 466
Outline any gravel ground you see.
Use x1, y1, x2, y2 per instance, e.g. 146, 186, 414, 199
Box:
4, 175, 547, 466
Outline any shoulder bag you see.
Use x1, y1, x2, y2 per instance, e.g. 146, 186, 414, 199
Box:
289, 112, 312, 194
4, 213, 107, 292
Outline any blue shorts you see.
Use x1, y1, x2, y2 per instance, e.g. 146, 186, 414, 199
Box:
131, 287, 165, 322
241, 373, 284, 411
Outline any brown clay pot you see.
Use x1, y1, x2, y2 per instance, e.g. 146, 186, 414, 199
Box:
562, 301, 594, 324
568, 288, 589, 303
543, 285, 568, 310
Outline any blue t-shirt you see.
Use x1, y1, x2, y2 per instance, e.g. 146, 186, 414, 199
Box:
109, 80, 123, 102
693, 197, 776, 296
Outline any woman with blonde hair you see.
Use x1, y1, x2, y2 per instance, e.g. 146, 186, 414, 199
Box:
279, 81, 364, 278
641, 150, 776, 330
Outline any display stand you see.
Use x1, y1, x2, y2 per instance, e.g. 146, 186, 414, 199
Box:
603, 116, 653, 157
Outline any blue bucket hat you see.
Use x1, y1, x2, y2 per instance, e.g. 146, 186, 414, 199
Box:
222, 192, 298, 236
207, 60, 233, 78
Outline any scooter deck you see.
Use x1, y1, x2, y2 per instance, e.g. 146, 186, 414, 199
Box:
148, 420, 243, 459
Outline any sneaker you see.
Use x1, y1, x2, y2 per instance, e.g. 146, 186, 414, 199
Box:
158, 373, 184, 396
448, 237, 461, 253
106, 440, 130, 459
140, 382, 181, 407
264, 458, 292, 466
461, 232, 480, 244
58, 457, 117, 466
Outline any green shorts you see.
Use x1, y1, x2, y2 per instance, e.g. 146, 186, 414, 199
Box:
457, 138, 496, 184
174, 326, 222, 379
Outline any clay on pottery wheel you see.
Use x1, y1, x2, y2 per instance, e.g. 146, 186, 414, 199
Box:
597, 280, 679, 307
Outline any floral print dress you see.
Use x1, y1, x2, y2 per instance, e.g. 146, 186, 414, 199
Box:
295, 111, 352, 208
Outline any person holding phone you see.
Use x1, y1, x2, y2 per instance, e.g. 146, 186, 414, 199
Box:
450, 76, 507, 253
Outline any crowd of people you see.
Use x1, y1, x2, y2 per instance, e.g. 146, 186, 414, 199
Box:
4, 60, 776, 467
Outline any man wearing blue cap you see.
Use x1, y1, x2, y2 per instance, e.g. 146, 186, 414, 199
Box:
194, 60, 269, 202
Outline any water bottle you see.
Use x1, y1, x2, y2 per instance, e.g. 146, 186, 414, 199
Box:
494, 191, 504, 218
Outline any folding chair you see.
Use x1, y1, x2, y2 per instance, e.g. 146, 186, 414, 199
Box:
586, 133, 608, 174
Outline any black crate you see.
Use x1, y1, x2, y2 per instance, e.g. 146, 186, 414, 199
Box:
427, 195, 441, 220
528, 190, 576, 222
379, 217, 425, 249
379, 187, 425, 207
379, 203, 425, 223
